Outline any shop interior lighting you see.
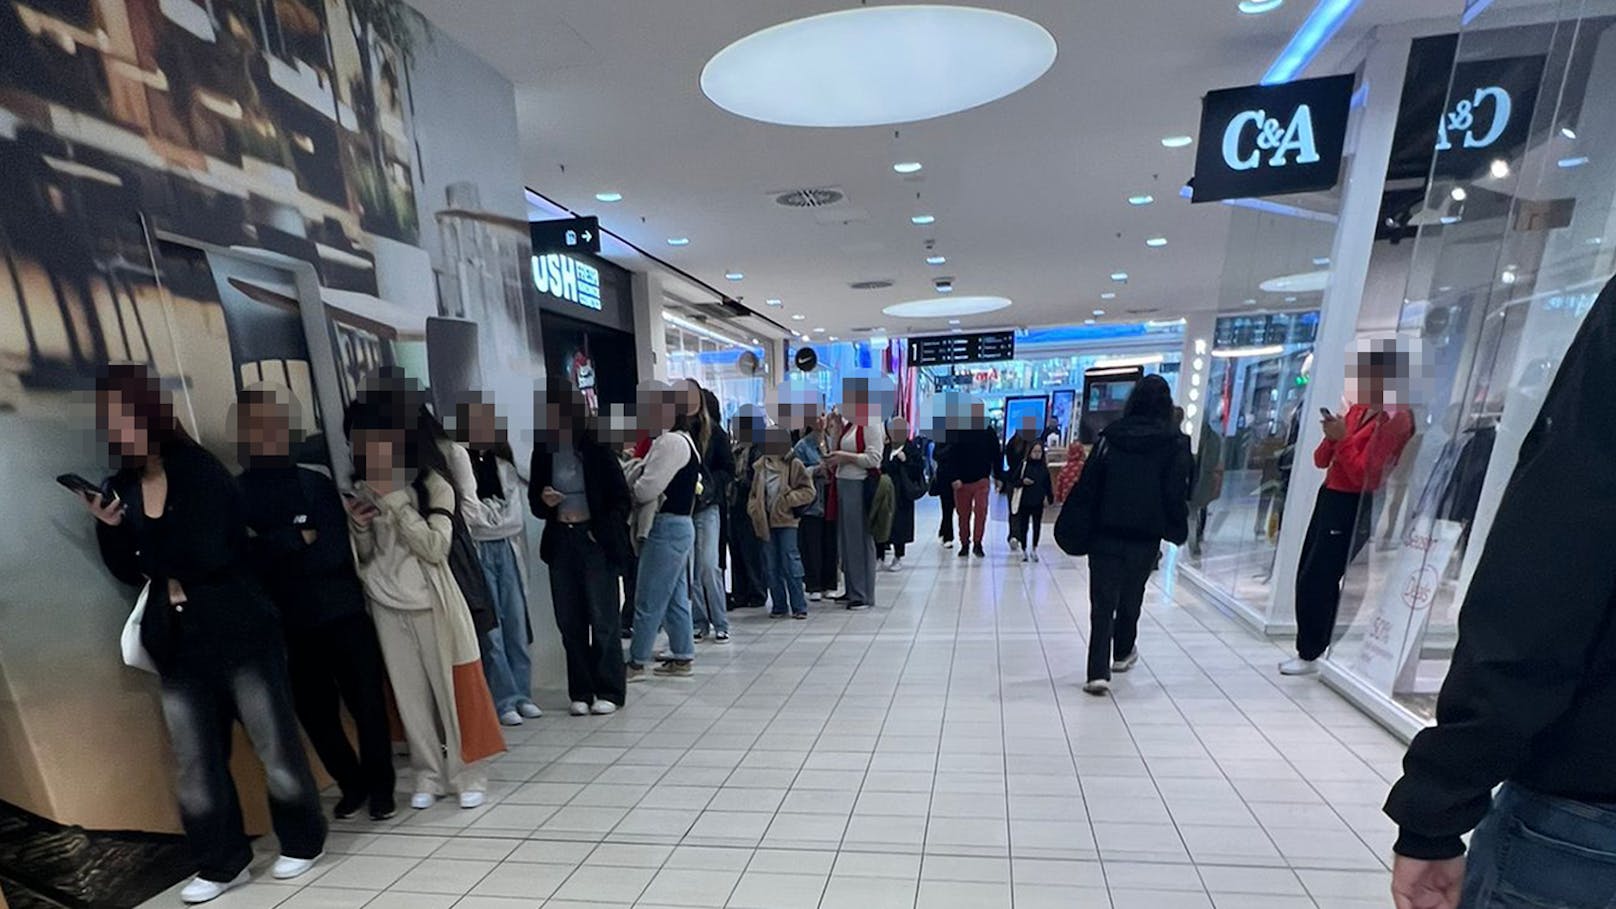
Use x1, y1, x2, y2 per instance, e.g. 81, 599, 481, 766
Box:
724, 271, 744, 281
666, 237, 690, 247
700, 6, 1056, 128
1489, 159, 1511, 179
595, 191, 623, 203
893, 162, 924, 174
661, 311, 751, 349
791, 313, 807, 321
765, 298, 783, 306
1238, 0, 1285, 13
1262, 0, 1362, 85
801, 334, 812, 342
1161, 135, 1193, 148
883, 295, 1011, 318
1110, 272, 1129, 283
1128, 194, 1155, 206
1560, 126, 1578, 140
1450, 186, 1468, 201
813, 327, 826, 333
829, 336, 839, 342
1093, 309, 1106, 316
927, 255, 948, 265
911, 214, 936, 225
1145, 237, 1168, 248
1100, 292, 1118, 300
1558, 156, 1590, 168
1146, 318, 1187, 328
1096, 353, 1166, 368
1212, 344, 1285, 358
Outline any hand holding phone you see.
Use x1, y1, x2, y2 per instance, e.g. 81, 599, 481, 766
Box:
1320, 407, 1348, 442
343, 491, 380, 527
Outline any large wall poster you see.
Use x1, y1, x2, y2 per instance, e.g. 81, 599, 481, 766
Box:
0, 0, 539, 832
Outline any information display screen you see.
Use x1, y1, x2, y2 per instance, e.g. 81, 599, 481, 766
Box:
909, 331, 1015, 367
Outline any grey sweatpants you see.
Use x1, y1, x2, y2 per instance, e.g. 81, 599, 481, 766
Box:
836, 477, 878, 606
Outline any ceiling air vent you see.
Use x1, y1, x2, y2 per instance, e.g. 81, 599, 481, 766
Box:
775, 187, 846, 208
849, 279, 895, 291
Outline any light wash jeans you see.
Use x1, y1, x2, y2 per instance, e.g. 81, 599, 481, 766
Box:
1460, 783, 1616, 908
476, 538, 533, 714
630, 513, 696, 665
690, 505, 729, 635
763, 526, 809, 616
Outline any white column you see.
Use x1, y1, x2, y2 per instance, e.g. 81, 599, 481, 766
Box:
1267, 32, 1412, 630
631, 271, 668, 381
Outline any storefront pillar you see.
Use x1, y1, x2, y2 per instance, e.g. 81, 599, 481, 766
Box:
1266, 34, 1412, 633
631, 271, 669, 381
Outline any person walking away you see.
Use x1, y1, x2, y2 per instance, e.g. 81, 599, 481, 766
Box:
792, 416, 839, 600
81, 365, 325, 904
684, 381, 736, 640
454, 395, 540, 727
826, 387, 883, 610
627, 385, 702, 680
530, 380, 632, 716
878, 417, 925, 571
950, 402, 1001, 558
1009, 441, 1055, 562
748, 426, 817, 618
236, 384, 395, 823
1384, 274, 1616, 909
343, 395, 504, 813
932, 435, 957, 547
1057, 375, 1191, 695
1280, 350, 1414, 676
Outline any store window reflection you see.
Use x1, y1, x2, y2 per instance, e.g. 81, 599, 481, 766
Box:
661, 311, 767, 424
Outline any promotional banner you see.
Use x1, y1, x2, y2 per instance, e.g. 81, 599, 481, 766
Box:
1351, 517, 1465, 693
1192, 74, 1355, 203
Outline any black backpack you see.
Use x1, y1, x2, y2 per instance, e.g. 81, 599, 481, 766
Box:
413, 476, 499, 636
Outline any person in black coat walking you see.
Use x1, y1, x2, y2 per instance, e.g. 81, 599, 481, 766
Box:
1057, 375, 1192, 695
878, 417, 926, 571
530, 380, 633, 714
1008, 441, 1055, 561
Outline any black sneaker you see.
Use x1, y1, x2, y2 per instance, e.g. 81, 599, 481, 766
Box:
845, 602, 871, 611
958, 546, 971, 559
973, 544, 986, 558
653, 659, 693, 677
369, 798, 397, 821
334, 791, 366, 820
621, 627, 633, 640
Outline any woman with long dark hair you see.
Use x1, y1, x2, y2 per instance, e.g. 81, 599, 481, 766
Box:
81, 364, 325, 904
530, 380, 632, 714
626, 382, 702, 680
684, 380, 736, 641
1058, 374, 1192, 696
343, 391, 504, 811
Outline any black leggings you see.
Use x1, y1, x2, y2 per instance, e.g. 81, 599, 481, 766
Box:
1294, 486, 1372, 661
1010, 507, 1044, 549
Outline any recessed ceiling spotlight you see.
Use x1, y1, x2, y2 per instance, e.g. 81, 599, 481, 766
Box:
1559, 156, 1590, 168
926, 255, 948, 266
1238, 0, 1285, 12
1145, 237, 1168, 248
948, 319, 962, 325
893, 161, 923, 174
1092, 309, 1106, 316
666, 237, 690, 247
1312, 256, 1331, 266
1450, 186, 1468, 201
1161, 135, 1193, 148
1110, 272, 1129, 283
911, 214, 936, 225
765, 298, 783, 306
1501, 270, 1517, 285
1489, 159, 1511, 179
813, 327, 826, 333
595, 191, 623, 203
751, 338, 761, 344
1084, 318, 1096, 325
1561, 126, 1578, 140
791, 313, 806, 321
829, 336, 839, 342
1128, 194, 1155, 206
700, 6, 1057, 128
1100, 292, 1117, 300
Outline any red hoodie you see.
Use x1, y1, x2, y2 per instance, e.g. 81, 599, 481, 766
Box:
1315, 404, 1414, 494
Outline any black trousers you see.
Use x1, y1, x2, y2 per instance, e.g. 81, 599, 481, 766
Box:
549, 524, 628, 705
1294, 486, 1373, 661
876, 540, 907, 560
939, 494, 956, 542
159, 645, 326, 882
1087, 538, 1159, 682
798, 515, 840, 593
729, 499, 768, 606
285, 613, 395, 808
1010, 506, 1045, 550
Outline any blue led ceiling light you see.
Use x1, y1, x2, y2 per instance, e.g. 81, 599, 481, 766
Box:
1261, 0, 1362, 85
1238, 0, 1285, 13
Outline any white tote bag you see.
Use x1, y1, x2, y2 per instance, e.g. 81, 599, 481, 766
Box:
121, 582, 158, 674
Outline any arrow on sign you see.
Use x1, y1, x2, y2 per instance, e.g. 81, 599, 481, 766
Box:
581, 231, 593, 243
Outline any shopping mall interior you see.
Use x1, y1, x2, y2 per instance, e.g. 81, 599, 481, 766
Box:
2, 0, 1614, 907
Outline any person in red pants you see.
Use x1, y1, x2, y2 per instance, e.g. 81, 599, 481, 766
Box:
949, 400, 1002, 559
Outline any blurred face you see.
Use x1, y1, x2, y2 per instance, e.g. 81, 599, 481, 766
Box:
1029, 443, 1045, 461
680, 379, 703, 416
99, 390, 152, 461
888, 419, 910, 445
462, 400, 500, 447
355, 427, 404, 482
764, 426, 791, 456
240, 398, 292, 459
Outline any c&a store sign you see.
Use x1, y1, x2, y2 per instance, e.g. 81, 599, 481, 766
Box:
1429, 55, 1544, 178
1191, 74, 1355, 203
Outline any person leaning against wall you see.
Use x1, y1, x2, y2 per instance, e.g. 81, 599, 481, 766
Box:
79, 364, 326, 905
236, 383, 395, 824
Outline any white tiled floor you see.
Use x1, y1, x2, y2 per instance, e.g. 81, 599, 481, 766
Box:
142, 509, 1406, 908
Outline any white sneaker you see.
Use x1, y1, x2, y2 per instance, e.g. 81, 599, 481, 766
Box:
1022, 551, 1030, 562
1010, 538, 1022, 552
458, 790, 486, 809
271, 853, 322, 881
809, 591, 823, 602
410, 792, 436, 810
569, 701, 590, 717
1112, 650, 1139, 673
1082, 679, 1111, 696
499, 709, 524, 726
890, 558, 903, 572
1279, 658, 1319, 676
180, 871, 249, 904
591, 699, 618, 715
518, 702, 543, 719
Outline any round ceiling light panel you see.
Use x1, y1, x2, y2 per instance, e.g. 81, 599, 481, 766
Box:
882, 295, 1012, 319
701, 6, 1057, 128
1259, 270, 1330, 294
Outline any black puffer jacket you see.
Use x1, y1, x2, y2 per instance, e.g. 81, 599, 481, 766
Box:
1087, 416, 1193, 545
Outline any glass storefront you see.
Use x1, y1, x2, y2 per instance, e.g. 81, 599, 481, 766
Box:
1324, 7, 1616, 724
662, 309, 768, 424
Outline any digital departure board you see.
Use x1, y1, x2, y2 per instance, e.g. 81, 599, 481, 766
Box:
908, 331, 1015, 367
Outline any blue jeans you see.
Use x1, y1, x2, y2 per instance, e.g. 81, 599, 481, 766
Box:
763, 527, 809, 616
1461, 783, 1616, 908
630, 513, 696, 665
690, 505, 728, 635
476, 538, 533, 714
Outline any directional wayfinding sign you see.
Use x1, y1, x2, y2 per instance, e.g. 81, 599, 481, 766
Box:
530, 216, 601, 254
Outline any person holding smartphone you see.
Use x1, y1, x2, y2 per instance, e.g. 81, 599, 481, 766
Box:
81, 365, 325, 904
1280, 351, 1415, 676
